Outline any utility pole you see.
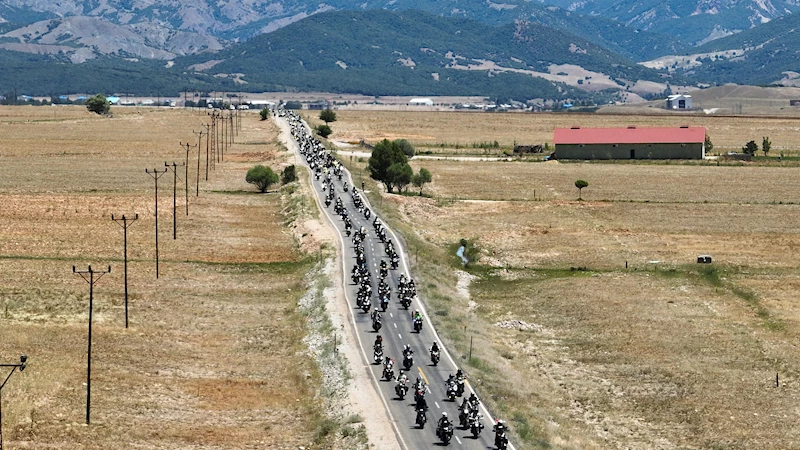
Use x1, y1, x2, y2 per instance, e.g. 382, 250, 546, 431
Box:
208, 111, 218, 169
202, 123, 211, 180
179, 142, 195, 214
229, 112, 235, 144
0, 355, 27, 450
165, 161, 185, 239
193, 129, 206, 195
111, 214, 138, 328
72, 265, 111, 425
220, 110, 226, 162
145, 168, 168, 278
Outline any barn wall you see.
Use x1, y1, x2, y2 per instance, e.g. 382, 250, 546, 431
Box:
555, 143, 704, 160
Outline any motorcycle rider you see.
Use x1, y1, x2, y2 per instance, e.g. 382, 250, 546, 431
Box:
402, 344, 414, 358
468, 392, 479, 411
397, 370, 408, 385
374, 335, 383, 351
415, 388, 428, 411
438, 412, 452, 430
371, 307, 381, 322
493, 419, 509, 447
431, 342, 440, 354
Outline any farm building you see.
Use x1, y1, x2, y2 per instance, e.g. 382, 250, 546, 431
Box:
553, 126, 706, 160
666, 94, 692, 110
409, 98, 434, 106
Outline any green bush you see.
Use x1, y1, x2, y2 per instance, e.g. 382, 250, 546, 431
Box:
246, 165, 279, 192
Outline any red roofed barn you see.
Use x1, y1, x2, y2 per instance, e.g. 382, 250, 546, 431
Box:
553, 126, 707, 160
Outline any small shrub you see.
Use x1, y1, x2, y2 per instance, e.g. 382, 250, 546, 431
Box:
316, 124, 332, 138
281, 165, 297, 184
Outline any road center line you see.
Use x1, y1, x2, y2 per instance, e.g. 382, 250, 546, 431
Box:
434, 401, 441, 409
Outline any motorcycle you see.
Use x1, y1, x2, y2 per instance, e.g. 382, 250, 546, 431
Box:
415, 408, 427, 429
361, 301, 371, 314
400, 296, 411, 309
494, 423, 509, 450
456, 377, 465, 397
413, 317, 423, 333
373, 347, 383, 364
437, 423, 454, 445
403, 353, 413, 370
380, 296, 389, 311
372, 316, 382, 332
459, 406, 469, 428
446, 383, 457, 402
431, 350, 440, 366
496, 432, 508, 450
382, 362, 394, 381
469, 413, 484, 438
395, 382, 408, 399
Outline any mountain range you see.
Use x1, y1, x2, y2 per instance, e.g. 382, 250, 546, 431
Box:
1, 0, 800, 98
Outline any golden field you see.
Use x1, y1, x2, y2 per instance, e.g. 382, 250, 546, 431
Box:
342, 110, 800, 449
0, 106, 339, 449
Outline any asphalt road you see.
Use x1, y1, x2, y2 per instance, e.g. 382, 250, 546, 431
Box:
281, 114, 513, 450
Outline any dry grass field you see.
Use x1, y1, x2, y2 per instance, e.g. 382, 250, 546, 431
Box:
0, 106, 347, 449
343, 111, 800, 449
325, 110, 800, 156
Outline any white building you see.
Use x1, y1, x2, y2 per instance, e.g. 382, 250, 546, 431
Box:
409, 98, 434, 106
666, 94, 692, 110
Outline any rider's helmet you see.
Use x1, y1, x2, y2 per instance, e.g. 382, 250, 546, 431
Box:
374, 307, 379, 311
442, 412, 448, 417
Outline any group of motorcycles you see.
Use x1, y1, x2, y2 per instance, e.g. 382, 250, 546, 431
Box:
282, 108, 510, 449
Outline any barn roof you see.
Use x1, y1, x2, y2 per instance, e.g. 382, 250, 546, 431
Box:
553, 126, 706, 145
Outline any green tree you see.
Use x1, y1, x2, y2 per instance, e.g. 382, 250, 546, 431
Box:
315, 124, 332, 138
281, 165, 297, 184
762, 136, 771, 157
575, 179, 588, 200
742, 140, 758, 155
395, 139, 415, 158
368, 139, 408, 193
387, 162, 413, 193
411, 167, 432, 195
319, 108, 337, 124
246, 165, 279, 193
259, 107, 269, 121
704, 134, 713, 154
85, 93, 110, 115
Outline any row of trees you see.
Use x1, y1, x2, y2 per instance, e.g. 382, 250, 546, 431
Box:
367, 139, 430, 194
742, 136, 772, 156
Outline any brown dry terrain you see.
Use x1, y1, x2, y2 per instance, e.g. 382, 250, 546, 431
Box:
341, 111, 800, 449
0, 106, 356, 449
324, 110, 800, 156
